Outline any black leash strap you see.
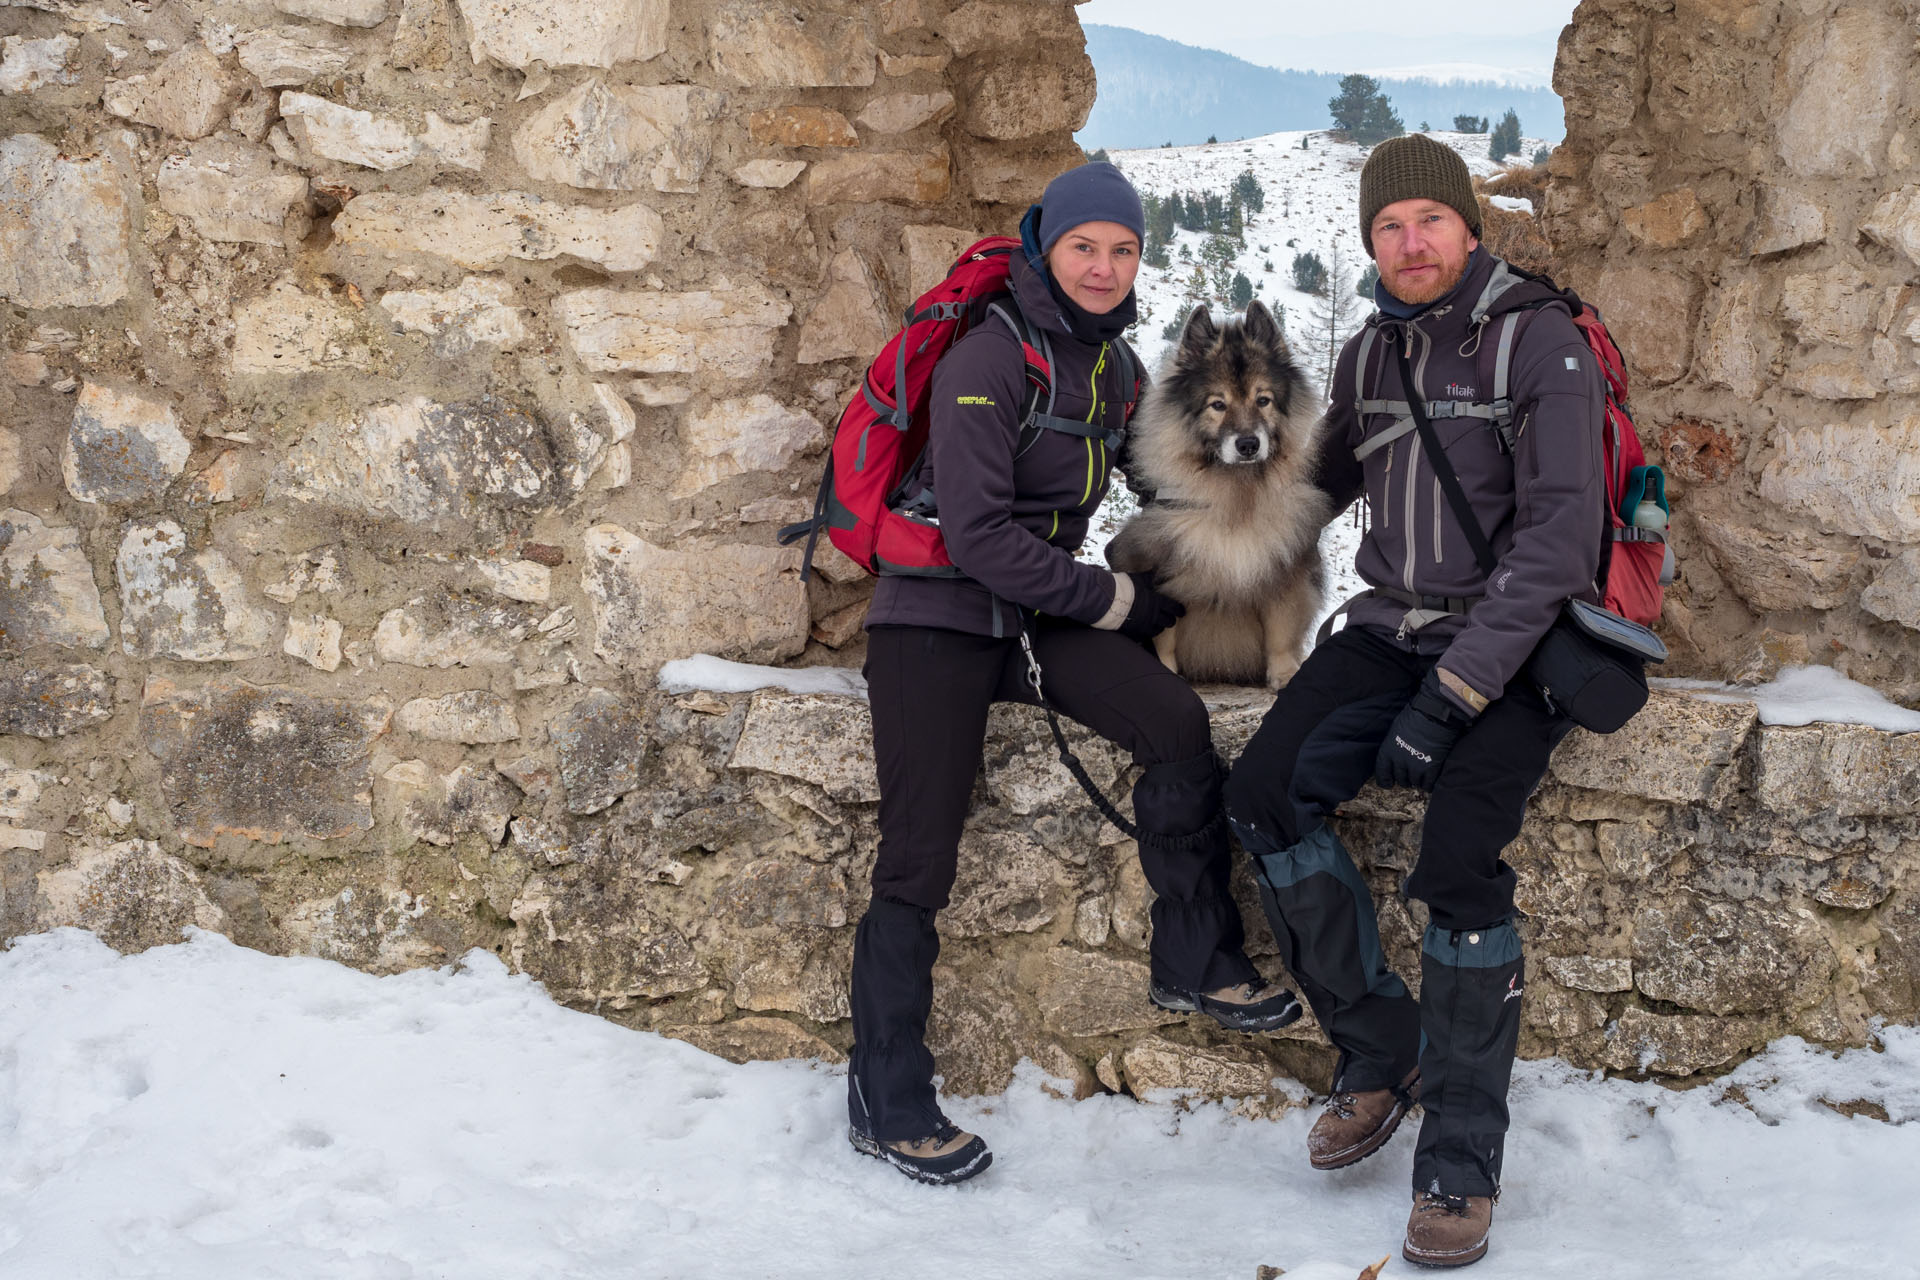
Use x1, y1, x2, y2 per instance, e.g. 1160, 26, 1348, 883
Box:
1395, 345, 1500, 577
1019, 627, 1141, 840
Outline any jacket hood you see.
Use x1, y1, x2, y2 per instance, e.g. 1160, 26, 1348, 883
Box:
1015, 204, 1137, 344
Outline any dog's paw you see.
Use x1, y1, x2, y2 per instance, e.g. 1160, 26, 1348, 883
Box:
1264, 656, 1300, 690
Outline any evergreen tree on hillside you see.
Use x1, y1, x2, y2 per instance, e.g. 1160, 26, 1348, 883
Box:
1232, 169, 1265, 214
1089, 148, 1111, 163
1328, 74, 1403, 146
1453, 114, 1489, 133
1230, 272, 1254, 311
1489, 109, 1522, 162
1203, 191, 1228, 231
1291, 250, 1328, 296
1357, 262, 1380, 297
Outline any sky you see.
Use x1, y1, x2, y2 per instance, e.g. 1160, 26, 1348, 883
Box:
1077, 0, 1581, 86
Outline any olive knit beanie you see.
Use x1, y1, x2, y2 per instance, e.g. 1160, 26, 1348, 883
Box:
1358, 133, 1482, 257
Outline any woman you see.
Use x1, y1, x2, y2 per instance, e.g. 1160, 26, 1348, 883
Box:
847, 162, 1301, 1186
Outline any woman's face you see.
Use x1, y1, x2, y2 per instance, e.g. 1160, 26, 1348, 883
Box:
1044, 220, 1141, 316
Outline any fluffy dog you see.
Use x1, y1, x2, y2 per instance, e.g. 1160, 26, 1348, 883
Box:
1107, 301, 1329, 688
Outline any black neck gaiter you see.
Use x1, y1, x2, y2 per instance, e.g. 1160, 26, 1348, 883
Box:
1046, 274, 1138, 344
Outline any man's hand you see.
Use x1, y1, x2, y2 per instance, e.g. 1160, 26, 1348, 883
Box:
1374, 670, 1472, 791
1119, 572, 1185, 641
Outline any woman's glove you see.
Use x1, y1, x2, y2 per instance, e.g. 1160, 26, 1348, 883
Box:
1374, 669, 1471, 791
1119, 572, 1185, 641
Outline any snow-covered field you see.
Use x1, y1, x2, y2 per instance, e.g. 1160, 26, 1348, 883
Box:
5, 928, 1919, 1280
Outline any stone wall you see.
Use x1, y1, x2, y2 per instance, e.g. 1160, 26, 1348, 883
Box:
1548, 0, 1920, 696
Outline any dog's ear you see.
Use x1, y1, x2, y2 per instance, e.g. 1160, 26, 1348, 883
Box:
1242, 299, 1284, 350
1180, 305, 1217, 356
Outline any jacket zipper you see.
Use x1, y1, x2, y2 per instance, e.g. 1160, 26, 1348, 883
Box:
1402, 321, 1436, 594
1432, 477, 1443, 565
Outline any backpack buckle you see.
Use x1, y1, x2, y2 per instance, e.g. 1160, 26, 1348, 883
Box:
1489, 398, 1516, 454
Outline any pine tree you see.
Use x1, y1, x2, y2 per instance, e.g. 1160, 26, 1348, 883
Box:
1226, 203, 1245, 242
1203, 191, 1227, 231
1328, 74, 1403, 146
1532, 145, 1553, 166
1489, 109, 1522, 163
1230, 272, 1254, 311
1160, 301, 1197, 343
1088, 148, 1110, 163
1291, 250, 1328, 296
1453, 114, 1489, 133
1232, 169, 1265, 214
1307, 245, 1363, 399
1357, 262, 1381, 297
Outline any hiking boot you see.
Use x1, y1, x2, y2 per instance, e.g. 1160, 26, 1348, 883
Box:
1403, 1190, 1493, 1268
848, 1121, 992, 1186
1307, 1068, 1420, 1170
1149, 976, 1304, 1033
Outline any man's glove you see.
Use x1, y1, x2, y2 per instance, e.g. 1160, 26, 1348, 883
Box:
1374, 670, 1472, 791
1119, 572, 1185, 641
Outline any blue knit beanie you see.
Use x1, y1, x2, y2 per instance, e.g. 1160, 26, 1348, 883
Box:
1036, 162, 1145, 255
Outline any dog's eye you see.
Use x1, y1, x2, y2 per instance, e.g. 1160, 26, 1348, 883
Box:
1255, 395, 1273, 408
1208, 399, 1227, 413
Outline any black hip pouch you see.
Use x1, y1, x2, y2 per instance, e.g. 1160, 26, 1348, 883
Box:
1526, 599, 1667, 733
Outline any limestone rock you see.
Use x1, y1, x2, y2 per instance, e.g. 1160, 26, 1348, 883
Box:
1549, 692, 1755, 807
513, 81, 725, 194
1755, 723, 1920, 819
662, 1017, 845, 1065
1691, 511, 1859, 612
880, 51, 949, 78
231, 278, 376, 374
708, 3, 877, 87
1860, 185, 1920, 271
796, 249, 888, 365
1694, 276, 1771, 401
811, 600, 866, 649
730, 159, 804, 188
272, 397, 570, 529
746, 106, 856, 149
962, 141, 1083, 205
962, 58, 1093, 141
902, 224, 978, 296
62, 382, 192, 505
728, 691, 877, 803
473, 558, 551, 603
392, 0, 458, 69
935, 0, 1077, 57
116, 521, 278, 662
1120, 1036, 1299, 1116
1600, 1007, 1765, 1076
456, 0, 669, 70
553, 687, 645, 815
1036, 948, 1179, 1038
1780, 361, 1883, 402
141, 676, 391, 846
718, 857, 850, 929
1633, 900, 1832, 1016
283, 613, 343, 672
513, 867, 704, 1003
0, 134, 134, 309
0, 510, 110, 653
280, 92, 419, 170
1620, 189, 1707, 248
556, 283, 792, 378
374, 592, 540, 668
1751, 186, 1827, 256
109, 44, 241, 141
1862, 549, 1920, 632
334, 189, 663, 272
942, 830, 1072, 938
275, 0, 388, 27
156, 139, 311, 247
34, 839, 225, 952
806, 147, 950, 205
854, 91, 954, 135
398, 690, 520, 743
420, 113, 491, 171
1590, 266, 1695, 386
1781, 267, 1877, 348
1758, 418, 1920, 543
0, 426, 21, 493
714, 927, 849, 1022
403, 763, 516, 847
0, 661, 112, 736
1542, 954, 1632, 993
378, 277, 527, 355
0, 34, 78, 94
1776, 8, 1904, 179
234, 28, 354, 85
672, 395, 822, 498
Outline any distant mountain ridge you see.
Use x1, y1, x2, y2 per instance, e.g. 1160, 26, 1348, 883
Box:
1081, 25, 1565, 151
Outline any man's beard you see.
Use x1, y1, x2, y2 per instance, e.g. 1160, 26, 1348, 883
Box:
1384, 253, 1470, 305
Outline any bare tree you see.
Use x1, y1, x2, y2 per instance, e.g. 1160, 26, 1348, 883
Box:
1306, 243, 1364, 400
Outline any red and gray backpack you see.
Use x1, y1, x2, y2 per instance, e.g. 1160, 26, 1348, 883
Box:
779, 235, 1139, 580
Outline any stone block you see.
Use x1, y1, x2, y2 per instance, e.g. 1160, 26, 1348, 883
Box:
942, 830, 1072, 939
115, 521, 278, 662
728, 691, 878, 803
1553, 11, 1642, 132
1758, 418, 1920, 542
672, 395, 822, 498
234, 28, 355, 86
1633, 900, 1832, 1016
1755, 723, 1920, 818
141, 676, 391, 847
1776, 8, 1904, 179
556, 283, 792, 379
0, 662, 112, 737
1781, 361, 1883, 402
880, 52, 949, 78
1690, 510, 1859, 613
1601, 1007, 1766, 1076
1862, 549, 1920, 632
62, 382, 191, 506
1620, 189, 1707, 249
935, 1, 1077, 57
1035, 947, 1179, 1037
715, 926, 849, 1022
962, 58, 1094, 141
1549, 692, 1755, 807
662, 1017, 844, 1065
232, 278, 377, 374
717, 857, 849, 929
109, 44, 241, 141
902, 224, 979, 296
806, 147, 950, 205
378, 277, 527, 356
157, 139, 311, 247
708, 3, 876, 87
1693, 276, 1772, 401
1750, 186, 1827, 257
334, 189, 663, 272
280, 92, 419, 170
1781, 266, 1877, 347
283, 613, 343, 672
272, 397, 571, 528
796, 249, 889, 365
747, 106, 857, 149
473, 558, 551, 604
1120, 1036, 1304, 1118
854, 92, 954, 135
402, 763, 516, 847
0, 510, 110, 653
0, 34, 79, 94
374, 592, 541, 668
275, 0, 388, 27
0, 134, 134, 309
730, 159, 804, 188
1590, 265, 1696, 386
512, 872, 704, 1003
1542, 954, 1632, 994
553, 687, 645, 815
397, 690, 520, 744
1860, 185, 1920, 271
420, 113, 491, 171
456, 0, 669, 69
34, 839, 225, 952
513, 81, 725, 193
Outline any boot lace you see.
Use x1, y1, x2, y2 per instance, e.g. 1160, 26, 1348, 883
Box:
905, 1122, 963, 1153
1323, 1092, 1358, 1120
1416, 1192, 1474, 1218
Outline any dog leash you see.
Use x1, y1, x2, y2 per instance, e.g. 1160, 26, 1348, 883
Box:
1017, 626, 1142, 840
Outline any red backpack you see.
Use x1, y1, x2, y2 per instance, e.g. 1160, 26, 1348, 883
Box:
779, 236, 1138, 579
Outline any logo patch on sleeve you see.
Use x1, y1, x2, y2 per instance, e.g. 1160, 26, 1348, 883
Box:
955, 395, 996, 406
1564, 356, 1581, 372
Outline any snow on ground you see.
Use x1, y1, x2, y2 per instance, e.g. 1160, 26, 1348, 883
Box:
5, 927, 1919, 1280
658, 654, 868, 699
1655, 664, 1920, 734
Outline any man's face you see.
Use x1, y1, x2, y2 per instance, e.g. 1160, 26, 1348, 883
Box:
1369, 199, 1480, 306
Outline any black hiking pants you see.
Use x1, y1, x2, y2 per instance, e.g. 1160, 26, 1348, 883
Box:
1222, 624, 1571, 1196
849, 620, 1257, 1141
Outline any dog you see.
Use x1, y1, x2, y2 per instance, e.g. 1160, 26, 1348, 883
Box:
1106, 301, 1329, 689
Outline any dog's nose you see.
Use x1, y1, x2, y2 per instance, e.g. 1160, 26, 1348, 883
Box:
1234, 435, 1262, 459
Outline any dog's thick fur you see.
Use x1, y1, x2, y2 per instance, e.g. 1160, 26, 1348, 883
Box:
1107, 301, 1329, 688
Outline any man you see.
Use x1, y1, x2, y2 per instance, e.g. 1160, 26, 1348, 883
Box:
1222, 133, 1604, 1267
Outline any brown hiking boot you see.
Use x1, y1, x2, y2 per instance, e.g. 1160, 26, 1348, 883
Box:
1403, 1190, 1493, 1267
1306, 1068, 1419, 1170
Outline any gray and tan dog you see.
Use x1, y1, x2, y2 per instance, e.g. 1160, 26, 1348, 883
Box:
1107, 301, 1329, 688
